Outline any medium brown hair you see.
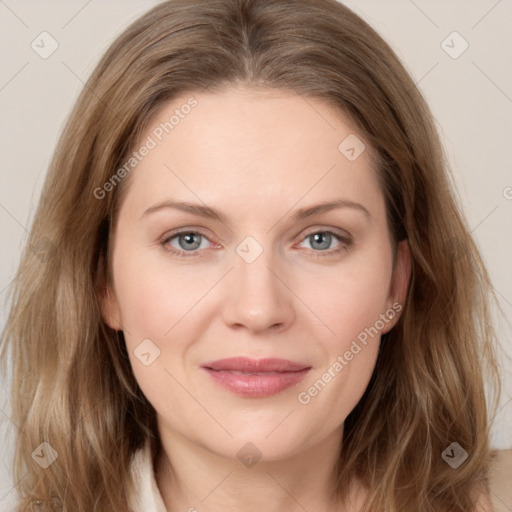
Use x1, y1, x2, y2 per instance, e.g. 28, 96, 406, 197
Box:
1, 0, 501, 510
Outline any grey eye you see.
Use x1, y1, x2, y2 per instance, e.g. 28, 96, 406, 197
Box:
307, 232, 335, 251
177, 233, 203, 251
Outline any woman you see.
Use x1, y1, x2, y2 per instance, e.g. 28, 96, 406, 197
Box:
0, 0, 506, 510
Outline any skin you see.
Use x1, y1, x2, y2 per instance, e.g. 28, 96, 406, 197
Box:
101, 84, 410, 512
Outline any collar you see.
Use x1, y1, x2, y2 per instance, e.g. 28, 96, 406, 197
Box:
129, 443, 168, 512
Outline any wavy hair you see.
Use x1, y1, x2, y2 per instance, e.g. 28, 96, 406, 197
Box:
0, 0, 501, 510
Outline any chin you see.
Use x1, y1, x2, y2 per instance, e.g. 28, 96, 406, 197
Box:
198, 422, 314, 462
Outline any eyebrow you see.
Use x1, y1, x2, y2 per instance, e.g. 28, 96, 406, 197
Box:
140, 198, 370, 223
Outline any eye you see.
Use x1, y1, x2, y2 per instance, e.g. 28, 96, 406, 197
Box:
160, 228, 352, 259
297, 230, 351, 257
161, 230, 213, 257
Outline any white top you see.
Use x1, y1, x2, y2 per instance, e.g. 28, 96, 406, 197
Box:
129, 444, 167, 512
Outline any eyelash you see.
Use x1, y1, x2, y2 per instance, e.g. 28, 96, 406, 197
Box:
160, 228, 352, 259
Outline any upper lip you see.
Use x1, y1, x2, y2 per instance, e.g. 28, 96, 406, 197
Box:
201, 357, 310, 372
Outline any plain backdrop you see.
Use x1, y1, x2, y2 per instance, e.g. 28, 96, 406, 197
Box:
1, 1, 511, 509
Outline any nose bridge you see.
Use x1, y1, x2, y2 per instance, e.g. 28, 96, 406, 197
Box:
223, 234, 295, 332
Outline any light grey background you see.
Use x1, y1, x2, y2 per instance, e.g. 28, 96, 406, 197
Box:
1, 1, 511, 509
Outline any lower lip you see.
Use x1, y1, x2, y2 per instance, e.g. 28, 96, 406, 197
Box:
202, 368, 310, 398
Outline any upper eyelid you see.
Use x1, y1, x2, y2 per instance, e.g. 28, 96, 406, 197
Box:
300, 226, 351, 239
162, 226, 351, 248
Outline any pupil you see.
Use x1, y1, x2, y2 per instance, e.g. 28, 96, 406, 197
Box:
181, 233, 199, 249
312, 232, 330, 250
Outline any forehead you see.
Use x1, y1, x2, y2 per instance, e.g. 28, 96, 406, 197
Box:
116, 86, 383, 222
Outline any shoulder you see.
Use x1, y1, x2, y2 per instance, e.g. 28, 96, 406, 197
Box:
350, 450, 512, 512
485, 448, 512, 512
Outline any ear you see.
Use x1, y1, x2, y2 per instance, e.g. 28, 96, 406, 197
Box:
96, 253, 123, 331
382, 239, 411, 334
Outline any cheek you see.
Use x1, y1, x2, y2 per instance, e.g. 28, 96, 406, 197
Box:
112, 250, 224, 396
295, 273, 387, 430
292, 246, 392, 417
113, 249, 211, 344
112, 258, 196, 406
299, 252, 393, 351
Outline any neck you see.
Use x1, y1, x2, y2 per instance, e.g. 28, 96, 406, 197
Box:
154, 423, 361, 512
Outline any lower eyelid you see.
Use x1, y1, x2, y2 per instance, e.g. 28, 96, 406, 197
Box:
163, 231, 212, 251
300, 234, 351, 256
162, 230, 351, 255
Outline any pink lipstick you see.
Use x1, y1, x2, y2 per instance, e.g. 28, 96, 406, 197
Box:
201, 357, 311, 398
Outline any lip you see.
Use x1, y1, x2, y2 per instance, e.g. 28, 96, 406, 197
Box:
201, 357, 311, 398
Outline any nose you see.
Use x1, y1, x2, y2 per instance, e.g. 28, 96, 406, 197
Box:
222, 244, 296, 334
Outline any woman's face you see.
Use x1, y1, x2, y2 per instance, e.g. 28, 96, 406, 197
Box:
102, 85, 409, 461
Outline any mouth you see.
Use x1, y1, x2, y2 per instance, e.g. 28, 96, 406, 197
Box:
201, 357, 311, 398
